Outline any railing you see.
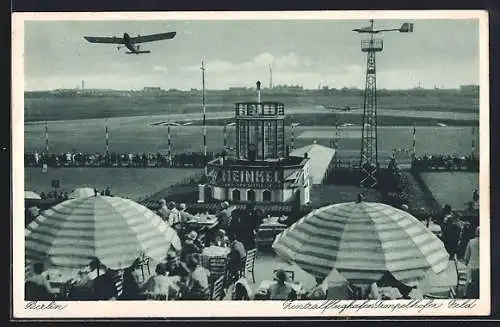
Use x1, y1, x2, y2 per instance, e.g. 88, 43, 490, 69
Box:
411, 155, 479, 172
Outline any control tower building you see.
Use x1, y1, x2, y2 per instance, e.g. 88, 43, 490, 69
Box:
204, 81, 310, 205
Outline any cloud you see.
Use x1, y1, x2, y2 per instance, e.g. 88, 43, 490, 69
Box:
181, 52, 313, 74
253, 52, 275, 66
275, 53, 300, 69
153, 65, 169, 72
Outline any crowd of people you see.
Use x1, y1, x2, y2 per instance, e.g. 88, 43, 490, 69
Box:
25, 199, 267, 301
24, 151, 221, 168
412, 153, 479, 171
25, 189, 481, 301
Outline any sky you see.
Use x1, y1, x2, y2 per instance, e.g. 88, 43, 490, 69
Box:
23, 18, 480, 91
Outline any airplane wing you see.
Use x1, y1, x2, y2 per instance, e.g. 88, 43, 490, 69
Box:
129, 31, 177, 44
83, 36, 124, 44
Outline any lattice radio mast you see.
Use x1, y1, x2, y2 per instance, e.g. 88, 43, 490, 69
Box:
354, 19, 413, 188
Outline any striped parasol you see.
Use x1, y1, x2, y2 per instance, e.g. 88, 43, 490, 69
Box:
272, 199, 450, 286
69, 187, 96, 199
26, 195, 182, 271
25, 191, 41, 200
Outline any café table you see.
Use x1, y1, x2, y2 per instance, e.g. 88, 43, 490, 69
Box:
42, 268, 84, 294
256, 217, 287, 248
200, 246, 231, 269
187, 214, 219, 230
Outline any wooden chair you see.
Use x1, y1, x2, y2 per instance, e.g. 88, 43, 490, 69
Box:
210, 275, 226, 300
139, 255, 151, 281
208, 256, 228, 284
273, 269, 295, 282
240, 248, 257, 283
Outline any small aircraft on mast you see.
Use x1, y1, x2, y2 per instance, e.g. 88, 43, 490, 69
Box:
352, 22, 414, 34
83, 31, 176, 54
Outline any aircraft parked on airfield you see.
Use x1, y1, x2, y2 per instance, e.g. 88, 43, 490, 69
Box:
322, 104, 359, 112
83, 31, 176, 54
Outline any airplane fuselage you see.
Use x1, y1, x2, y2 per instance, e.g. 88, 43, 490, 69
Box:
123, 33, 136, 52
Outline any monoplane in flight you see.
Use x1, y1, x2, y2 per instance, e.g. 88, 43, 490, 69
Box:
83, 31, 176, 54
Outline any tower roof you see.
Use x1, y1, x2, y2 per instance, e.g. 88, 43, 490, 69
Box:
290, 143, 336, 184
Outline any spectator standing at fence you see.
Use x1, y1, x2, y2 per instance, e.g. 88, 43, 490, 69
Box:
157, 199, 170, 222
464, 227, 480, 298
167, 201, 181, 227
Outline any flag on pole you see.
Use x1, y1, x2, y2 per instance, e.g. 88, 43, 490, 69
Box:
223, 124, 228, 149
105, 119, 109, 155
167, 123, 171, 161
472, 127, 475, 157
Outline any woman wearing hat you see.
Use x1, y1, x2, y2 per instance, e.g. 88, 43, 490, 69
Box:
181, 230, 202, 263
165, 251, 189, 277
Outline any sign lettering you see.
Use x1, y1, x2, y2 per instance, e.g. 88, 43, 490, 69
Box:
215, 167, 283, 188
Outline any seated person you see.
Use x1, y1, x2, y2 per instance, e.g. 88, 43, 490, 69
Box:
308, 286, 327, 300
181, 230, 203, 262
184, 254, 210, 300
165, 251, 189, 277
141, 263, 172, 300
120, 259, 142, 300
227, 233, 246, 282
212, 229, 228, 247
368, 281, 381, 300
25, 262, 55, 300
87, 260, 117, 300
268, 269, 296, 300
232, 277, 253, 300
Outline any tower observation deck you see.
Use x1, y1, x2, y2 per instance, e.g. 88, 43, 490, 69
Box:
235, 101, 286, 161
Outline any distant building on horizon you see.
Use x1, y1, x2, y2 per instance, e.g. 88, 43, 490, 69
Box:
460, 84, 479, 94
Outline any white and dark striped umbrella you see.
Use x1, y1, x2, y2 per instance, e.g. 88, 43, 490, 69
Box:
272, 200, 450, 286
25, 191, 41, 200
26, 195, 182, 271
69, 187, 96, 199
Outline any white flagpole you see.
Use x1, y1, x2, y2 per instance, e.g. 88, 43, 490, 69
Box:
201, 61, 207, 176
